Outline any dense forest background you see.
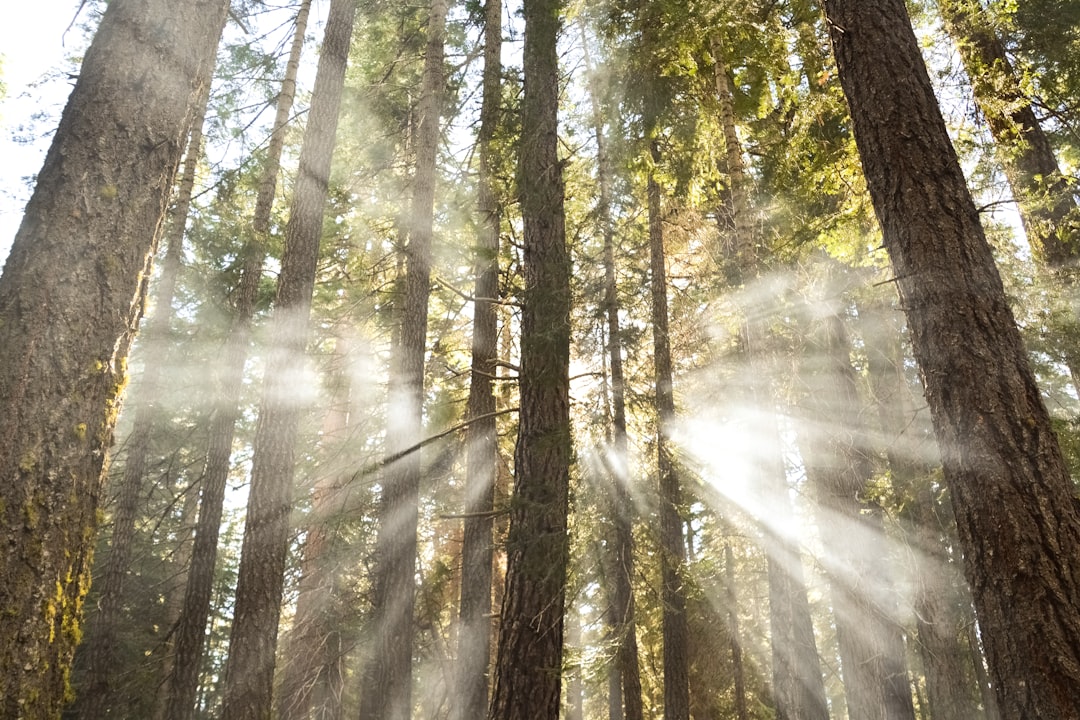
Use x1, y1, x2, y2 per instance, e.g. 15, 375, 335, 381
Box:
2, 0, 1080, 718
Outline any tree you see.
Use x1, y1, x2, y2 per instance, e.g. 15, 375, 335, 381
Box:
358, 1, 447, 718
454, 1, 503, 718
823, 1, 1080, 716
164, 4, 314, 718
219, 0, 357, 716
0, 1, 229, 715
487, 0, 573, 716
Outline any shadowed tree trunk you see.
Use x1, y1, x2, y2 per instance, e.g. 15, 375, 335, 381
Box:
646, 146, 691, 720
824, 1, 1080, 716
219, 1, 357, 717
486, 0, 572, 716
163, 4, 313, 717
358, 2, 446, 719
0, 1, 228, 715
454, 0, 502, 718
71, 76, 215, 720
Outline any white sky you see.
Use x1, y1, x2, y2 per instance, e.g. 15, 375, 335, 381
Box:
0, 1, 88, 263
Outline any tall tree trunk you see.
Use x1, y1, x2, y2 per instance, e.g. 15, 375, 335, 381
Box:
581, 20, 645, 720
219, 1, 356, 717
859, 296, 986, 720
796, 301, 915, 720
937, 0, 1079, 269
277, 338, 353, 720
824, 2, 1080, 716
486, 0, 572, 716
358, 2, 446, 719
711, 37, 829, 720
454, 1, 502, 718
71, 76, 214, 720
163, 3, 313, 717
647, 147, 691, 720
0, 1, 228, 715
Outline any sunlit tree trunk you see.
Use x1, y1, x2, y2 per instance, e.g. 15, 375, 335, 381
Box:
70, 76, 214, 720
0, 1, 228, 715
824, 1, 1080, 716
711, 37, 829, 720
725, 544, 751, 720
487, 0, 572, 715
454, 1, 502, 718
646, 145, 691, 720
219, 1, 357, 717
796, 301, 915, 720
358, 2, 446, 719
938, 0, 1079, 269
162, 4, 312, 718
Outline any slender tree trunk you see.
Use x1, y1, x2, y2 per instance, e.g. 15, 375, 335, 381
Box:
646, 147, 692, 720
581, 20, 645, 720
711, 36, 829, 720
71, 76, 215, 720
277, 338, 353, 720
163, 3, 312, 718
796, 303, 915, 720
455, 1, 502, 718
219, 1, 356, 717
937, 0, 1079, 269
859, 296, 986, 720
487, 0, 572, 715
824, 2, 1080, 716
359, 2, 445, 719
0, 2, 228, 715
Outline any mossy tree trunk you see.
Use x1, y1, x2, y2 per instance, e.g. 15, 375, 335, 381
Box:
0, 1, 228, 716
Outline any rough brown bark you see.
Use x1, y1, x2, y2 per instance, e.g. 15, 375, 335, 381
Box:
219, 1, 356, 717
938, 0, 1079, 268
796, 301, 915, 720
163, 4, 313, 717
70, 76, 215, 720
646, 147, 691, 720
486, 0, 572, 716
0, 1, 228, 716
824, 1, 1080, 716
358, 2, 446, 719
454, 1, 502, 718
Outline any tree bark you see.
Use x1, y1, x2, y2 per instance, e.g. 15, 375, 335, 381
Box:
71, 75, 215, 720
824, 2, 1080, 716
487, 0, 572, 716
454, 1, 502, 718
724, 544, 750, 720
0, 1, 228, 715
162, 4, 312, 718
219, 1, 356, 718
358, 2, 446, 719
